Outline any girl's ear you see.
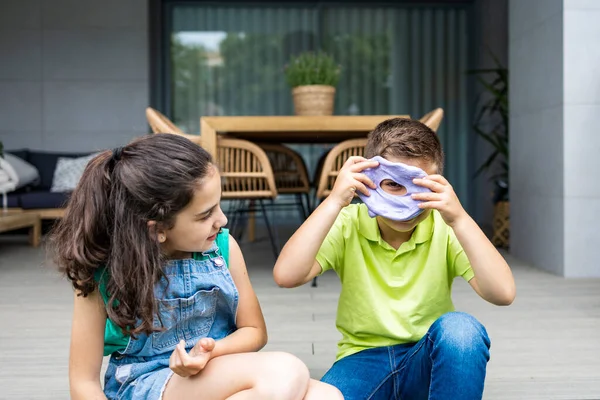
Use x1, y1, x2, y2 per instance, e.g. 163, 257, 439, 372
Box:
147, 220, 167, 243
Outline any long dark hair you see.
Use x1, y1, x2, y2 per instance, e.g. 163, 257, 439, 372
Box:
50, 134, 213, 336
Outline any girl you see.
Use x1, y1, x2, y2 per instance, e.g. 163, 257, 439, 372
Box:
51, 134, 342, 400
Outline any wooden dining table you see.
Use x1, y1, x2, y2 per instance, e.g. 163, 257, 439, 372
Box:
200, 115, 410, 243
200, 115, 410, 158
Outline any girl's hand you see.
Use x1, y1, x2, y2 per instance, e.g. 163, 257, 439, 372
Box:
411, 175, 467, 227
328, 156, 378, 208
169, 338, 215, 377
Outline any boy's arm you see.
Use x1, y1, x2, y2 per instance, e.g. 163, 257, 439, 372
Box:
69, 290, 108, 400
274, 199, 343, 287
412, 175, 516, 306
451, 214, 515, 305
273, 156, 378, 288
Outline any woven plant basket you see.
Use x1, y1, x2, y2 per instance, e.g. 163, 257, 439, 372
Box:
292, 85, 335, 116
492, 200, 510, 249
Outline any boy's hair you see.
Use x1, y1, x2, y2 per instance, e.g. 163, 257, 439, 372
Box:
364, 118, 444, 173
50, 134, 213, 336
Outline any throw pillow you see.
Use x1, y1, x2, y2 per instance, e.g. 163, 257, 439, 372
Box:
50, 153, 99, 193
3, 153, 40, 189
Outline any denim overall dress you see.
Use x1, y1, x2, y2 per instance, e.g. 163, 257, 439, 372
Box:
102, 233, 238, 399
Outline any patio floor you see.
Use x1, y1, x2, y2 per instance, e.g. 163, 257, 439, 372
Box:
1, 228, 599, 399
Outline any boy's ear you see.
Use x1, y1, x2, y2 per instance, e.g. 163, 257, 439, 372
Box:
147, 220, 167, 243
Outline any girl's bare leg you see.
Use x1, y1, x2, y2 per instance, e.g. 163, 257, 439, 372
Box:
163, 351, 311, 400
304, 379, 344, 399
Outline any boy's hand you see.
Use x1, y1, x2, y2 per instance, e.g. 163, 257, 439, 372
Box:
169, 338, 215, 377
328, 156, 378, 208
411, 175, 467, 227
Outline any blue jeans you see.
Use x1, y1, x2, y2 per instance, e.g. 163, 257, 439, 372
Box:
321, 312, 491, 400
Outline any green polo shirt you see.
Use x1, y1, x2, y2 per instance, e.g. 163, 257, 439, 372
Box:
316, 204, 474, 361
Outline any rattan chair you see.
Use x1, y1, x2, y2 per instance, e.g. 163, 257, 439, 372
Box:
316, 138, 368, 202
145, 107, 280, 257
258, 143, 311, 220
145, 107, 202, 145
419, 108, 444, 132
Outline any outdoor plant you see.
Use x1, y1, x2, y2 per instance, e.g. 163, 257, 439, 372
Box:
284, 51, 341, 88
470, 56, 508, 202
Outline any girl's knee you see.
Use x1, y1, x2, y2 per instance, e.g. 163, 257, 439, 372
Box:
311, 380, 344, 400
329, 386, 345, 400
256, 352, 310, 399
268, 351, 310, 377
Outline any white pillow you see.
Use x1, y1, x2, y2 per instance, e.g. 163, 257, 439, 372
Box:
50, 153, 99, 193
0, 157, 18, 192
3, 153, 40, 189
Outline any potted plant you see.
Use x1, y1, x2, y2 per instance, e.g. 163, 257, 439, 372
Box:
470, 57, 509, 248
284, 51, 341, 116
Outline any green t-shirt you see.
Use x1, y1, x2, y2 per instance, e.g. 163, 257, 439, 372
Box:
95, 229, 230, 356
316, 204, 473, 361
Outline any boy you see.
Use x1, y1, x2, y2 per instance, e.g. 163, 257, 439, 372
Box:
273, 118, 515, 400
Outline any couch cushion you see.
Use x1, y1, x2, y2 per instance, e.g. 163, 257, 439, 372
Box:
5, 193, 21, 208
27, 151, 91, 190
19, 191, 70, 209
6, 150, 30, 162
2, 153, 40, 189
50, 153, 99, 192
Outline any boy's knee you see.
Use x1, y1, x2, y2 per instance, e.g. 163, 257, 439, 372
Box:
430, 312, 490, 354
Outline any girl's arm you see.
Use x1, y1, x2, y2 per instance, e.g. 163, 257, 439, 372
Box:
168, 235, 269, 377
69, 290, 107, 400
210, 234, 268, 357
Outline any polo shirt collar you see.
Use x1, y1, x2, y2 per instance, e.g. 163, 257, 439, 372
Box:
357, 204, 434, 245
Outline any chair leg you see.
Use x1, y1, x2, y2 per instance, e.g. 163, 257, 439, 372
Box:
296, 194, 308, 221
228, 200, 245, 241
227, 200, 238, 239
307, 190, 314, 213
310, 195, 319, 288
259, 199, 279, 258
236, 201, 249, 241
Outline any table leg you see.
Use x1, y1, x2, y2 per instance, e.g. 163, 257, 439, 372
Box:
30, 218, 41, 247
248, 203, 255, 243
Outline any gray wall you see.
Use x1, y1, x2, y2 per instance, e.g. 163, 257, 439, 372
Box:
0, 0, 149, 153
510, 0, 600, 277
509, 0, 564, 275
563, 0, 600, 277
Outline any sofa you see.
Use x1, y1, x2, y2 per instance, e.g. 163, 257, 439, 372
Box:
6, 149, 92, 219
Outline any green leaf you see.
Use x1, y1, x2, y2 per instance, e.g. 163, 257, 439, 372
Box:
470, 53, 509, 186
473, 151, 499, 177
284, 51, 341, 88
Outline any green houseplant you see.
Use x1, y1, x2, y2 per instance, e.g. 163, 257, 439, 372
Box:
284, 51, 341, 115
470, 56, 509, 248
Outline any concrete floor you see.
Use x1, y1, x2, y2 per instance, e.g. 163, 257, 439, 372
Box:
0, 228, 599, 399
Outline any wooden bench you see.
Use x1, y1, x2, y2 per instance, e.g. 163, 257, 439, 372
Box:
0, 211, 42, 247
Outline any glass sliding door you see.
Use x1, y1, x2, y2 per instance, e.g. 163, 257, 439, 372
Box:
168, 2, 471, 207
